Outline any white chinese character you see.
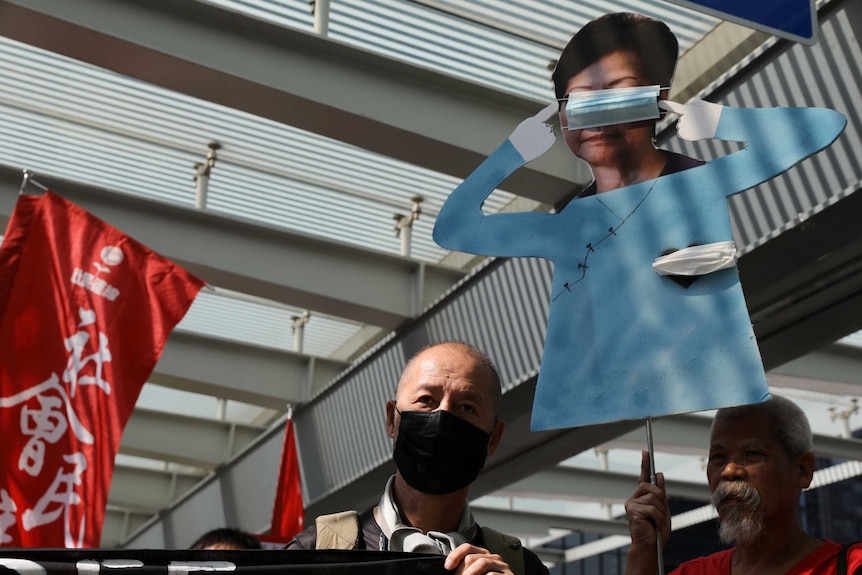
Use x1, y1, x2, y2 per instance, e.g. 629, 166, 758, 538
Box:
0, 374, 95, 477
71, 268, 85, 287
91, 277, 107, 296
104, 286, 120, 301
63, 308, 112, 396
19, 394, 68, 476
22, 452, 87, 548
0, 488, 17, 544
77, 307, 96, 327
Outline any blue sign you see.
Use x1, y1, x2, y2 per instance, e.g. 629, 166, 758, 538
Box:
664, 0, 818, 45
433, 101, 846, 430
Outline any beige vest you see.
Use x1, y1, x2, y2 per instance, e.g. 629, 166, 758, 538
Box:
314, 510, 526, 575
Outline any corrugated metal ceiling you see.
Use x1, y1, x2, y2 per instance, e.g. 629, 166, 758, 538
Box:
2, 2, 859, 543
0, 0, 722, 361
206, 0, 718, 101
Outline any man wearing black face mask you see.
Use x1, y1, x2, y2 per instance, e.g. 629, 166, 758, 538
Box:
286, 341, 549, 575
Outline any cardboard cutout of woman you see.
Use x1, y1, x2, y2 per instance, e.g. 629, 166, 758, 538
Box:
433, 13, 846, 431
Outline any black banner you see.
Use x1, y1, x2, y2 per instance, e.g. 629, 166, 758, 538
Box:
0, 549, 448, 574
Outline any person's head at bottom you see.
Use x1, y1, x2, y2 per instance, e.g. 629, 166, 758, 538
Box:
625, 395, 822, 575
707, 395, 815, 548
386, 341, 505, 500
385, 341, 511, 571
189, 527, 262, 550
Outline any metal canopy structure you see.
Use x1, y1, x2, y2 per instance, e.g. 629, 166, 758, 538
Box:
0, 0, 861, 558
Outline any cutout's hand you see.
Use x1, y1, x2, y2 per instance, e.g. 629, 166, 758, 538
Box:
660, 100, 723, 141
509, 102, 558, 162
444, 543, 514, 575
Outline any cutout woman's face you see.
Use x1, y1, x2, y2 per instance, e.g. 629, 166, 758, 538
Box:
560, 50, 657, 168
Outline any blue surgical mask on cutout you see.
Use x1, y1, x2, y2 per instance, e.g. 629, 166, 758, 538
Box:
563, 85, 662, 131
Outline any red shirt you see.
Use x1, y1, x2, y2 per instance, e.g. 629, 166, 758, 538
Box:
671, 541, 862, 574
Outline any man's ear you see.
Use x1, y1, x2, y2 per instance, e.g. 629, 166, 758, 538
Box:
798, 451, 815, 489
385, 400, 398, 440
486, 420, 506, 457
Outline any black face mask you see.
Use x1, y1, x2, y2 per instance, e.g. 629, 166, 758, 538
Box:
393, 409, 492, 495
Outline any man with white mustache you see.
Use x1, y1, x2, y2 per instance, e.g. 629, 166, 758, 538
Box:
624, 395, 862, 574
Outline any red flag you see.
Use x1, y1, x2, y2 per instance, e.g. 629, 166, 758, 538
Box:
269, 416, 304, 540
0, 191, 204, 547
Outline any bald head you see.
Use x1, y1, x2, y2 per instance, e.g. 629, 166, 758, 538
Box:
397, 341, 503, 423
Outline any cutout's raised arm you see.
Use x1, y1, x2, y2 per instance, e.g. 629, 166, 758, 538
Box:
661, 100, 846, 199
433, 103, 564, 259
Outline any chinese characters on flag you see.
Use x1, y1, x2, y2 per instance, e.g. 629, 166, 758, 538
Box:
269, 416, 304, 541
0, 191, 204, 547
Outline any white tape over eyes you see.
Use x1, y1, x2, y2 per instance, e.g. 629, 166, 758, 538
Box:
564, 85, 661, 131
652, 241, 737, 276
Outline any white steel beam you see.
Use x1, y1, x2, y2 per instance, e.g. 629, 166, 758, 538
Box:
495, 465, 710, 504
769, 373, 862, 399
772, 344, 862, 391
102, 506, 155, 549
0, 0, 589, 206
0, 166, 464, 329
606, 413, 862, 462
471, 505, 631, 539
120, 408, 265, 468
108, 464, 206, 514
154, 330, 349, 407
672, 22, 768, 102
